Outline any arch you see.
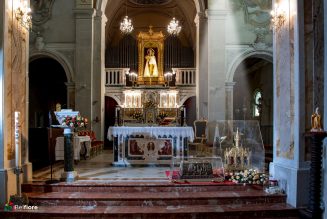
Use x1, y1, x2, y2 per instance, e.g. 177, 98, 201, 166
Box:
179, 94, 196, 106
226, 49, 273, 82
105, 94, 121, 106
29, 50, 74, 82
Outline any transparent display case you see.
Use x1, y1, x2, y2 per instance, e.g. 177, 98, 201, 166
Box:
214, 120, 265, 172
169, 156, 225, 182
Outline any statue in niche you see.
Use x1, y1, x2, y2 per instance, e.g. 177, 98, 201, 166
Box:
144, 48, 158, 77
311, 107, 323, 132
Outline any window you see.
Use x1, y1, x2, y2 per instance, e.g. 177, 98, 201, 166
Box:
253, 90, 262, 117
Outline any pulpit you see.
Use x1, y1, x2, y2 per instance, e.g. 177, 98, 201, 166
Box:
54, 109, 80, 182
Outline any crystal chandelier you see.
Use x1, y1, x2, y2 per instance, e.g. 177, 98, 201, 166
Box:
120, 1, 133, 34
167, 17, 181, 36
120, 15, 134, 34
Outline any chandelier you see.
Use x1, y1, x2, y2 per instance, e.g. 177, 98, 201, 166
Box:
167, 17, 181, 36
120, 1, 133, 34
120, 15, 134, 34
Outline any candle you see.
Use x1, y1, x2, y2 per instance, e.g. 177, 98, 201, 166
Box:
15, 111, 21, 168
184, 107, 186, 118
115, 107, 118, 117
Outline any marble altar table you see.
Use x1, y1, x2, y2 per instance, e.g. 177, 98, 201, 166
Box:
108, 126, 194, 166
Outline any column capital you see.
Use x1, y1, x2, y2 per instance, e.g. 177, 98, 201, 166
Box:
194, 12, 207, 25
94, 10, 108, 23
225, 82, 236, 90
65, 82, 76, 89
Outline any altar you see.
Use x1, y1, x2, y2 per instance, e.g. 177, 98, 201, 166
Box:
108, 126, 194, 166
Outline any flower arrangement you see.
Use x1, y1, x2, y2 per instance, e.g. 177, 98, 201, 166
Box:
225, 169, 268, 185
61, 114, 88, 130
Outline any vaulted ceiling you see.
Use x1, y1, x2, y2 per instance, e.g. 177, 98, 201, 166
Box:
104, 0, 197, 48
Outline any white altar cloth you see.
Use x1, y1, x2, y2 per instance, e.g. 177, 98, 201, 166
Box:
55, 136, 91, 161
107, 126, 194, 165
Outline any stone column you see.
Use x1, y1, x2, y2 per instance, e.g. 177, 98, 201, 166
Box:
207, 0, 228, 141
92, 10, 107, 140
225, 82, 236, 120
73, 2, 95, 126
195, 12, 208, 120
65, 82, 75, 109
270, 0, 309, 207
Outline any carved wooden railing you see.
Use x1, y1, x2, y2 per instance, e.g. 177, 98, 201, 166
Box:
105, 68, 129, 86
173, 68, 196, 86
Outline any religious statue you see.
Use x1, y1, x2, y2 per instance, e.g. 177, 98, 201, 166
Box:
144, 48, 158, 77
311, 107, 323, 132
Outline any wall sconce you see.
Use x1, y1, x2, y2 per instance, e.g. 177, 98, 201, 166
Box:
14, 0, 32, 30
270, 3, 286, 31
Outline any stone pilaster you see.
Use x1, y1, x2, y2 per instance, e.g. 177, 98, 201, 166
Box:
74, 4, 95, 127
65, 82, 76, 109
270, 0, 309, 207
0, 0, 31, 205
225, 82, 236, 120
206, 6, 228, 141
195, 12, 208, 120
92, 10, 107, 140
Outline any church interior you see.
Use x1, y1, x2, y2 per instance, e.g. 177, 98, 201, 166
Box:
0, 0, 326, 218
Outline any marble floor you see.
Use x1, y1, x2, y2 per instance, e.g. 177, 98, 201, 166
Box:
33, 150, 170, 182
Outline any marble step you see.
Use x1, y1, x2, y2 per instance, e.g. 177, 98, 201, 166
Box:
0, 203, 300, 219
26, 190, 286, 206
22, 181, 264, 193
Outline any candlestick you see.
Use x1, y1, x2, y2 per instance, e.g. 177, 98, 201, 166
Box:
15, 111, 21, 168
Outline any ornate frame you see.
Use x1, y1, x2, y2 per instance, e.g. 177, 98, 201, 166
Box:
137, 26, 165, 85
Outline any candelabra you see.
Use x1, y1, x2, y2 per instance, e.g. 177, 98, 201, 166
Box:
164, 72, 173, 87
129, 72, 138, 87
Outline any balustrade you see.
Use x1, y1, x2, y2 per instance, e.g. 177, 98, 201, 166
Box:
105, 68, 129, 86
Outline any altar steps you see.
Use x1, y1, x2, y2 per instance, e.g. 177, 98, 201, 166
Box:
1, 182, 300, 219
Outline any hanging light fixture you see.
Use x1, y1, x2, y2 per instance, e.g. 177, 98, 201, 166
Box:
167, 17, 181, 36
120, 0, 133, 34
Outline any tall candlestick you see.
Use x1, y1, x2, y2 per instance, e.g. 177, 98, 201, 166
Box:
15, 111, 21, 168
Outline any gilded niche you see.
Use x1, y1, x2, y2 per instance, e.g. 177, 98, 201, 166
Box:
137, 26, 165, 85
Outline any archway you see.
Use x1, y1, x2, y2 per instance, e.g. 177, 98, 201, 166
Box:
104, 96, 118, 149
183, 96, 196, 127
233, 57, 273, 170
28, 57, 67, 170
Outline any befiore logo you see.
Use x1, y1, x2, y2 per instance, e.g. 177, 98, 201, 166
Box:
4, 201, 14, 211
